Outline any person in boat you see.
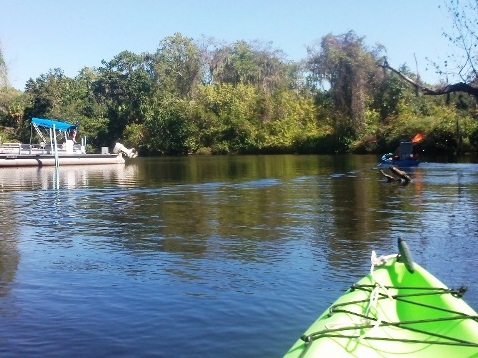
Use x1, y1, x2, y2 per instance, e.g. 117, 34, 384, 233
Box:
382, 153, 394, 162
382, 133, 423, 163
393, 140, 419, 162
70, 129, 77, 143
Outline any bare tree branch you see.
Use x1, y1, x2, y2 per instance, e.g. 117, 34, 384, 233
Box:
381, 60, 478, 99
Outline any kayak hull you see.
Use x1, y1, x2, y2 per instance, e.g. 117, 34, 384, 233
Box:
284, 258, 478, 357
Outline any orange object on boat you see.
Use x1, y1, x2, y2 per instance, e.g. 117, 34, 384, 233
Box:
411, 132, 424, 143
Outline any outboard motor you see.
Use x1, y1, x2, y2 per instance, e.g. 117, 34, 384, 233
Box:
113, 142, 138, 158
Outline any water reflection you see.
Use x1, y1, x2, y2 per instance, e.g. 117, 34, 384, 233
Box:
0, 220, 19, 302
0, 164, 139, 191
0, 156, 477, 357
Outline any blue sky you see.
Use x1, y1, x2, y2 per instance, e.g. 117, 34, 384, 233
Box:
1, 0, 452, 90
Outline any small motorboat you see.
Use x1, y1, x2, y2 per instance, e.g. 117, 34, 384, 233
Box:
284, 238, 478, 357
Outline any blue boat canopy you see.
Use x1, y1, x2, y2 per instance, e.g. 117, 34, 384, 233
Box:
32, 118, 77, 131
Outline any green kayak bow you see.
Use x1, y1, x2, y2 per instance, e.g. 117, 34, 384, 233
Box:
284, 238, 478, 357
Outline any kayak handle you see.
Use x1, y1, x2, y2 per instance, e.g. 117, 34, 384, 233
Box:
397, 237, 415, 273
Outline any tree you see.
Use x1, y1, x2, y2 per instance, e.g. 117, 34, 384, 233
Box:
94, 51, 154, 145
202, 39, 297, 92
189, 83, 260, 154
382, 59, 478, 99
69, 67, 110, 147
1, 41, 27, 138
0, 41, 9, 88
307, 31, 385, 140
150, 33, 202, 97
442, 0, 478, 83
24, 68, 73, 118
143, 95, 197, 155
0, 87, 27, 140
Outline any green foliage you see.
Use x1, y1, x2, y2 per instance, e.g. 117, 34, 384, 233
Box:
0, 42, 8, 88
204, 39, 294, 92
259, 90, 319, 152
24, 68, 71, 118
143, 96, 197, 155
188, 83, 321, 154
377, 103, 478, 154
2, 31, 478, 156
191, 83, 259, 153
94, 51, 154, 145
370, 69, 411, 120
0, 87, 26, 128
152, 33, 202, 97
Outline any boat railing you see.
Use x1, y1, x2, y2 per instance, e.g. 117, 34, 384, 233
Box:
0, 142, 22, 155
23, 143, 50, 154
0, 142, 75, 155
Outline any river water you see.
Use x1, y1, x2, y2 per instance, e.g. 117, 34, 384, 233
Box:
0, 155, 477, 357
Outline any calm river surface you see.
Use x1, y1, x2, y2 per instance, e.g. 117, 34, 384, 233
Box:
0, 154, 477, 357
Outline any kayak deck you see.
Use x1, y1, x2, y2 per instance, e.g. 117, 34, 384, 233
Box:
285, 253, 478, 357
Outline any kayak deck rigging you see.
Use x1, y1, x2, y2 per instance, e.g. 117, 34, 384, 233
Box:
301, 284, 478, 348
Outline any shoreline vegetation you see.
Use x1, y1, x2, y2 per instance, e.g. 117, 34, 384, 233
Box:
1, 31, 478, 157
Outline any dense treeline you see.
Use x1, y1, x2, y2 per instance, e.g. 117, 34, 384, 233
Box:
1, 31, 478, 156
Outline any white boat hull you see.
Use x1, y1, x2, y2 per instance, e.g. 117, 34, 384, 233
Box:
0, 154, 125, 167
